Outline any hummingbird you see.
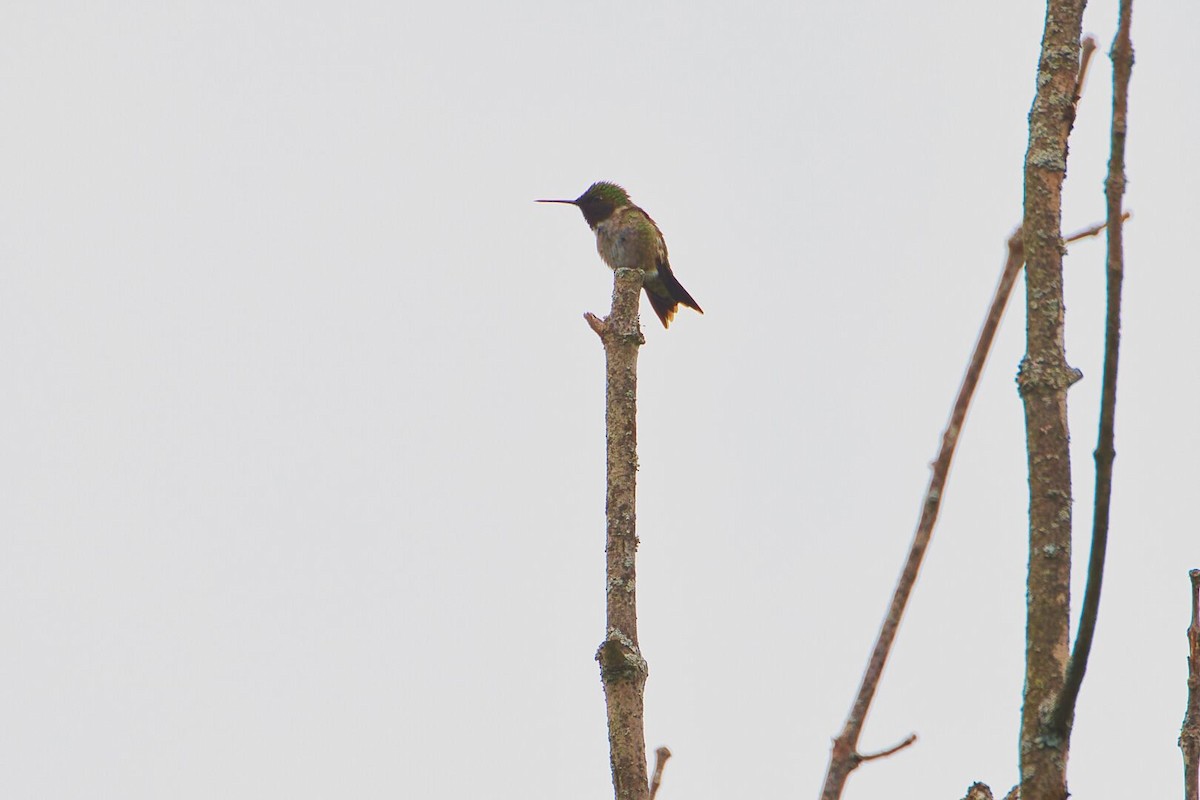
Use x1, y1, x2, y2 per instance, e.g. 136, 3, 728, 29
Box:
538, 181, 703, 328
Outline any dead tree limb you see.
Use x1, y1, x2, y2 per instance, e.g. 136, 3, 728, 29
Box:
1016, 2, 1088, 798
588, 268, 650, 800
816, 210, 1121, 800
817, 226, 1026, 800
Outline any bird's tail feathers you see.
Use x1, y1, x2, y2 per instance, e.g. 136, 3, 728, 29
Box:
647, 266, 702, 329
646, 290, 679, 328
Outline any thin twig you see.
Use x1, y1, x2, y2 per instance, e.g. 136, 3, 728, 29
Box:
857, 734, 917, 763
1065, 212, 1130, 244
1181, 569, 1200, 800
1049, 1, 1134, 739
648, 747, 672, 800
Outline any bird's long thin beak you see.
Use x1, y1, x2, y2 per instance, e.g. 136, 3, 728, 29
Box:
535, 199, 577, 205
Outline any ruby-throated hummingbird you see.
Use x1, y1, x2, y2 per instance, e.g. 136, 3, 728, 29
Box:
538, 181, 703, 328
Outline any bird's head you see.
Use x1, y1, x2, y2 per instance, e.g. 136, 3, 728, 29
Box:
537, 181, 631, 228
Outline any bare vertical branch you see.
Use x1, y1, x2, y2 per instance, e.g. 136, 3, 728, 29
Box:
588, 268, 650, 800
1050, 0, 1134, 739
1182, 569, 1200, 800
1016, 2, 1088, 798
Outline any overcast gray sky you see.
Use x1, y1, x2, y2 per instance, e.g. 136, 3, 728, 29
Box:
3, 2, 1197, 798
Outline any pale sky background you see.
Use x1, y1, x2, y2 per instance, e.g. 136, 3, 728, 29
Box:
2, 2, 1198, 798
